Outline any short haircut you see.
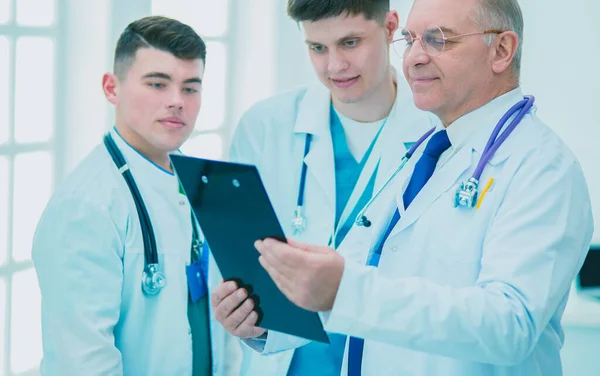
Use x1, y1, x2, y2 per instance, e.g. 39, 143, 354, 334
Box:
471, 0, 524, 79
287, 0, 390, 25
113, 16, 207, 79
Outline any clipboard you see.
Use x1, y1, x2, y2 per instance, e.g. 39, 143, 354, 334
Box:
170, 154, 330, 344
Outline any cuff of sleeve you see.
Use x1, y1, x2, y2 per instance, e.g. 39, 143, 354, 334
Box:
323, 260, 372, 335
241, 330, 311, 355
240, 337, 266, 353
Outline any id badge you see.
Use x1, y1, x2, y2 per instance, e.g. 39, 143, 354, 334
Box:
186, 260, 208, 302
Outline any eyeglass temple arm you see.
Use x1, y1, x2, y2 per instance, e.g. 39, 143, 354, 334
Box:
444, 29, 505, 40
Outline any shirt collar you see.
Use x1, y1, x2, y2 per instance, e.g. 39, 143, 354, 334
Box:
444, 88, 524, 154
109, 127, 179, 192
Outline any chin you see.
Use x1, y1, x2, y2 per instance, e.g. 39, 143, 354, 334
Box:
154, 135, 188, 153
332, 89, 364, 104
411, 93, 437, 112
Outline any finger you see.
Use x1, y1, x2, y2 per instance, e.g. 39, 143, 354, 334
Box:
214, 288, 248, 324
233, 310, 263, 338
223, 298, 255, 333
259, 255, 293, 299
288, 237, 330, 254
210, 280, 237, 309
259, 239, 305, 269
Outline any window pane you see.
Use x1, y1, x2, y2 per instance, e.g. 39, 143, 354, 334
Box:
12, 152, 52, 262
0, 0, 10, 24
180, 133, 223, 160
15, 37, 54, 143
0, 156, 8, 266
0, 36, 9, 144
197, 42, 226, 131
16, 0, 54, 26
0, 277, 5, 372
152, 0, 229, 37
10, 268, 43, 374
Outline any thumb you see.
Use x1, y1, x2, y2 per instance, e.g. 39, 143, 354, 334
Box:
287, 237, 330, 254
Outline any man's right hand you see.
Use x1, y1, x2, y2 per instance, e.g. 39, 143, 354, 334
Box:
211, 280, 267, 339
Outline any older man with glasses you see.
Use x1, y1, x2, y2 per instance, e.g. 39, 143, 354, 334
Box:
251, 0, 594, 375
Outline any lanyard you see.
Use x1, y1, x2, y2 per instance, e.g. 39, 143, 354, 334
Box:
190, 212, 209, 281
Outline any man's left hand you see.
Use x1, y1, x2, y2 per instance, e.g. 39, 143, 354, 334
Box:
255, 238, 344, 312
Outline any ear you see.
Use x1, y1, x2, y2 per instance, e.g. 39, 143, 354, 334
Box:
102, 73, 120, 105
384, 10, 400, 44
491, 31, 519, 75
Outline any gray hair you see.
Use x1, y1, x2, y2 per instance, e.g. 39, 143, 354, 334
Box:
471, 0, 524, 79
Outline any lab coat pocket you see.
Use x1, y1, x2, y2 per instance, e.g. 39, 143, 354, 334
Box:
422, 188, 496, 267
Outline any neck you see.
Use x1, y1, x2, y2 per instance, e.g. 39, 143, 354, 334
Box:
440, 81, 519, 127
115, 123, 173, 172
332, 68, 396, 122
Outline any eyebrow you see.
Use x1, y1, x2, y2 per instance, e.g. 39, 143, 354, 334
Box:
305, 32, 364, 45
438, 26, 459, 35
404, 26, 459, 35
142, 72, 202, 84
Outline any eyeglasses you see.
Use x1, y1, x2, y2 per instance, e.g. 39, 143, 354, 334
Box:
392, 25, 504, 58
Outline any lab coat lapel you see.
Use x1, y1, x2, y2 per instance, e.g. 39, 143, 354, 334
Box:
391, 145, 472, 236
364, 155, 417, 251
293, 85, 336, 207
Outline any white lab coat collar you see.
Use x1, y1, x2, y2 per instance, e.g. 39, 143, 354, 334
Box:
387, 87, 528, 237
291, 71, 431, 214
445, 87, 525, 163
292, 67, 406, 137
109, 127, 179, 193
293, 84, 332, 137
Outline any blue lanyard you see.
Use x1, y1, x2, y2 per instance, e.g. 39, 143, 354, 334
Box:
191, 212, 209, 281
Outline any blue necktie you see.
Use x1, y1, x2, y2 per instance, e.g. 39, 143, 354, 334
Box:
347, 130, 451, 375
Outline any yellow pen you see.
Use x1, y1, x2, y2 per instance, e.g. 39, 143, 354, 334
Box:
476, 177, 494, 210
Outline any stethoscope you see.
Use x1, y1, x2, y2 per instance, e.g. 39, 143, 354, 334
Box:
291, 134, 312, 235
291, 111, 388, 236
103, 133, 202, 296
354, 95, 535, 228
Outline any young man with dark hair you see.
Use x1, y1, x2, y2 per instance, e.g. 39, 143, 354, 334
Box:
210, 1, 432, 375
32, 16, 240, 376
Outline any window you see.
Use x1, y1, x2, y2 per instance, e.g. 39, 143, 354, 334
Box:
152, 0, 232, 160
0, 0, 58, 375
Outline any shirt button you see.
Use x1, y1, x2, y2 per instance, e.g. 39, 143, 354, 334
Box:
179, 200, 186, 206
391, 246, 398, 252
188, 328, 192, 335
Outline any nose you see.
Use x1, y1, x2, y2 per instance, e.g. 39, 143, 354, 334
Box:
168, 88, 184, 110
404, 37, 431, 67
327, 48, 350, 74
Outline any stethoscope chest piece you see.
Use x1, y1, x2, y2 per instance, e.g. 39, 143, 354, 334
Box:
454, 177, 479, 208
141, 263, 166, 296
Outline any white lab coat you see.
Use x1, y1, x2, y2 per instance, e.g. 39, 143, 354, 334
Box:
32, 129, 241, 376
229, 82, 434, 375
322, 89, 594, 375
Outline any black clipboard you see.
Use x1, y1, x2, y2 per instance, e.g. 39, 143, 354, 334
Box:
171, 154, 329, 343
